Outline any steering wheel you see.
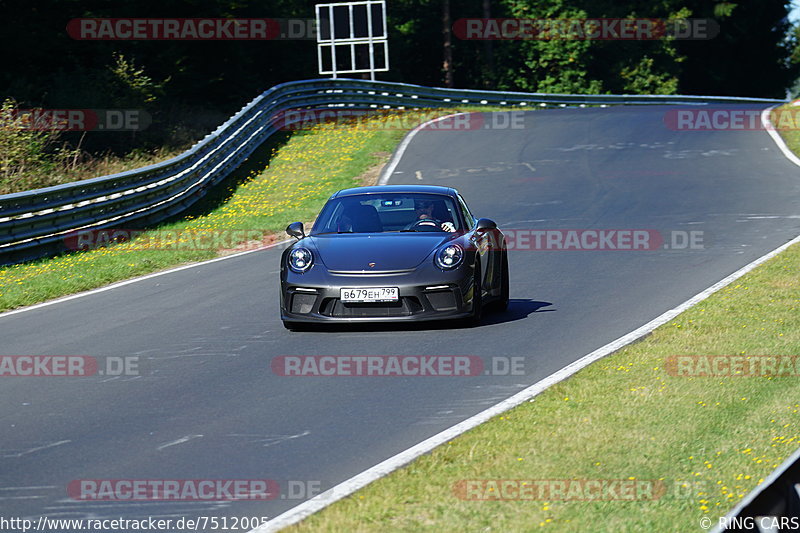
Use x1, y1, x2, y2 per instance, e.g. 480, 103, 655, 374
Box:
407, 218, 443, 231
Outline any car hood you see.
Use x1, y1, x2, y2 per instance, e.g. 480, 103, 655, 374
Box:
306, 233, 456, 271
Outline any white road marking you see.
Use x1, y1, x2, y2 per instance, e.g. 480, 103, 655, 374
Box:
741, 215, 800, 220
4, 106, 795, 530
257, 230, 800, 532
378, 113, 470, 185
761, 105, 800, 167
4, 440, 71, 458
226, 430, 310, 448
157, 435, 203, 451
0, 238, 291, 320
0, 486, 56, 491
254, 106, 800, 532
707, 105, 800, 533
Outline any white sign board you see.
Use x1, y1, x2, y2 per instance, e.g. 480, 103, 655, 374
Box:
316, 0, 389, 80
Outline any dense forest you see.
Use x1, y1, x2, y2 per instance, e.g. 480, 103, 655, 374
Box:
1, 0, 797, 154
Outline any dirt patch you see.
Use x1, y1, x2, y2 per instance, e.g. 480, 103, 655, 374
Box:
359, 151, 392, 186
768, 279, 797, 289
217, 232, 289, 257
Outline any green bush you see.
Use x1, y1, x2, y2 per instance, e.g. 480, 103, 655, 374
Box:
0, 98, 80, 193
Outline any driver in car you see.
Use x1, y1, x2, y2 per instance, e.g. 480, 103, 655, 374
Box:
407, 199, 456, 232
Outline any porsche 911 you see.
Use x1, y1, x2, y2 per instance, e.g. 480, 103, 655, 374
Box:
279, 185, 508, 329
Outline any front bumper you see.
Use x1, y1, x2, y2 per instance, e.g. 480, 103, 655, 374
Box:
280, 267, 476, 323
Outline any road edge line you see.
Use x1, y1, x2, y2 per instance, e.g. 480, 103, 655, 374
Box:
2, 110, 471, 320
0, 239, 291, 320
378, 112, 471, 185
256, 105, 800, 532
706, 104, 800, 533
761, 105, 800, 166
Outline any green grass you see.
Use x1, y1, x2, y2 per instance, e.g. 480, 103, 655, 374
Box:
288, 241, 799, 533
773, 104, 800, 154
0, 106, 523, 312
0, 112, 425, 311
278, 112, 800, 532
6, 104, 796, 532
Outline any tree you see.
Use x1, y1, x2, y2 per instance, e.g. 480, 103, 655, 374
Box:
675, 0, 796, 98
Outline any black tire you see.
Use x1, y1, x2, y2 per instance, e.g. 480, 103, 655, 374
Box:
462, 260, 483, 327
495, 251, 509, 312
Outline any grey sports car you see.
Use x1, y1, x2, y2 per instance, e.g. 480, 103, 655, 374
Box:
279, 185, 508, 329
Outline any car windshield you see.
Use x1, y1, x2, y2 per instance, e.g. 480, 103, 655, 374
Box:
311, 193, 463, 234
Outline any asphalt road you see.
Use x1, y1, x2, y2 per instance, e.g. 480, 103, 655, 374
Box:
1, 105, 800, 528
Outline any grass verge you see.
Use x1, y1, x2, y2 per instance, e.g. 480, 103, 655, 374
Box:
0, 108, 480, 312
287, 243, 800, 533
774, 103, 800, 155
6, 104, 796, 532
278, 114, 800, 532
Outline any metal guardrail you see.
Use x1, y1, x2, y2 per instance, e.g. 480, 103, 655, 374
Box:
0, 78, 786, 264
713, 446, 800, 532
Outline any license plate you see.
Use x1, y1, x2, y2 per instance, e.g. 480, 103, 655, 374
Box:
340, 287, 399, 303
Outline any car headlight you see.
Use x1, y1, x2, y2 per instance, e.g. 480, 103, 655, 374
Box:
288, 247, 313, 272
434, 243, 464, 269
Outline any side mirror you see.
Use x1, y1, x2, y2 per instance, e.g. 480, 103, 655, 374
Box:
286, 222, 305, 240
475, 218, 497, 232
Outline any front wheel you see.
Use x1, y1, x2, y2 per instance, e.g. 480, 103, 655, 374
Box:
495, 251, 509, 312
461, 260, 483, 327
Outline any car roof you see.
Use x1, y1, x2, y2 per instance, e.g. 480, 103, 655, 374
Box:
331, 185, 458, 199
